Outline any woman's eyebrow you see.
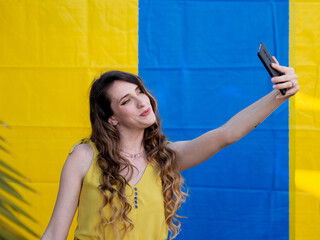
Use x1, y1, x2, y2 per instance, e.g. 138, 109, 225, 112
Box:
118, 86, 140, 103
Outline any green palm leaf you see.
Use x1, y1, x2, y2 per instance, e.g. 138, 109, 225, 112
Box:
0, 219, 29, 240
0, 178, 28, 204
0, 144, 10, 154
0, 120, 9, 128
0, 158, 27, 179
0, 194, 37, 222
0, 169, 37, 193
0, 120, 39, 239
0, 202, 39, 237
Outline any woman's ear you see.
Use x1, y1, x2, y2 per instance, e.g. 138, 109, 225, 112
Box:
108, 116, 118, 126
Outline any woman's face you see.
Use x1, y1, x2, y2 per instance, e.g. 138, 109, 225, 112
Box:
107, 80, 156, 130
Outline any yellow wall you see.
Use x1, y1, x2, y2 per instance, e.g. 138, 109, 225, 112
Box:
2, 0, 320, 239
0, 0, 138, 238
290, 0, 320, 239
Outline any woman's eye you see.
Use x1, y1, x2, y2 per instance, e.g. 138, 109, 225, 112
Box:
121, 99, 131, 105
139, 89, 144, 94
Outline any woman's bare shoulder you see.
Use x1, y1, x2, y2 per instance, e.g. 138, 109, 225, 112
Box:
65, 143, 94, 179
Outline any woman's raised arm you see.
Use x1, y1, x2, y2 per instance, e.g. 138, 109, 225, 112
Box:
169, 58, 299, 171
41, 144, 94, 240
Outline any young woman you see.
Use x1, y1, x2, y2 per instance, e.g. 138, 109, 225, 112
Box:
41, 57, 299, 240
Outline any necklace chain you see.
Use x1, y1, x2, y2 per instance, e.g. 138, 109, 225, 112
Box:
120, 149, 145, 158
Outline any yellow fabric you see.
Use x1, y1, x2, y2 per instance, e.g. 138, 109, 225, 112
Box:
70, 139, 168, 240
0, 0, 138, 238
290, 0, 320, 239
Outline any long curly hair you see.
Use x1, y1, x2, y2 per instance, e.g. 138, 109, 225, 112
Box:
89, 70, 188, 239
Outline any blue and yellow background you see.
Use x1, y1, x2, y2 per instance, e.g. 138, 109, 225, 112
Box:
0, 0, 319, 239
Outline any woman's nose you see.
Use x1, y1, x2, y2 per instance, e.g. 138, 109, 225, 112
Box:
137, 97, 146, 108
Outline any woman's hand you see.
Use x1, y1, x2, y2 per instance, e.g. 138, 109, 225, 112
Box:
271, 56, 299, 99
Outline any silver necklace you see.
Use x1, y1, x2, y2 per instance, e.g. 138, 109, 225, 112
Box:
120, 150, 145, 158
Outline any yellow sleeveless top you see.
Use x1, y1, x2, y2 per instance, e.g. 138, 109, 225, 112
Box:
69, 138, 168, 240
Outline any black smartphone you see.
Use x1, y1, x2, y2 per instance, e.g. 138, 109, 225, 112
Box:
258, 42, 286, 95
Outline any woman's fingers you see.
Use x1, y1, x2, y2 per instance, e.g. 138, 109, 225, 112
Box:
269, 58, 299, 98
271, 62, 293, 74
271, 74, 297, 84
273, 77, 299, 99
276, 85, 299, 99
272, 81, 294, 90
272, 56, 279, 65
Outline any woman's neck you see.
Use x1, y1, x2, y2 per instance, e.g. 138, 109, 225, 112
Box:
118, 128, 145, 154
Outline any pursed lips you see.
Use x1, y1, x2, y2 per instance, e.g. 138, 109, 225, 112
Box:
140, 107, 151, 116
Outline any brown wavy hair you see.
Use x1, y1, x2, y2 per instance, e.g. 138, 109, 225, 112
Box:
89, 70, 188, 239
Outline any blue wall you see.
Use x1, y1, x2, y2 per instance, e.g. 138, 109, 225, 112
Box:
139, 0, 289, 239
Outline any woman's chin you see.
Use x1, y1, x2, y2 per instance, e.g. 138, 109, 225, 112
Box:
143, 116, 157, 128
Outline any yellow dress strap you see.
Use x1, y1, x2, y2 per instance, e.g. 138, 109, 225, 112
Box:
68, 138, 93, 155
